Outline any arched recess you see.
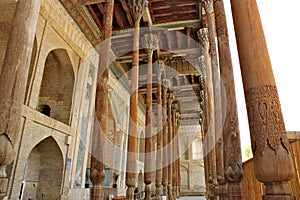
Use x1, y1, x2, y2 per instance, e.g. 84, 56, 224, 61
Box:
180, 165, 189, 190
192, 137, 202, 160
22, 137, 64, 200
24, 37, 38, 104
38, 49, 75, 125
137, 170, 144, 192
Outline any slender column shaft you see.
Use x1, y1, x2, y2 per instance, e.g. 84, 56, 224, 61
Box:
144, 46, 153, 200
126, 2, 148, 199
126, 19, 140, 200
197, 27, 215, 200
167, 93, 173, 200
198, 68, 210, 197
172, 111, 180, 198
204, 0, 222, 198
213, 0, 243, 199
171, 107, 177, 199
91, 1, 114, 199
162, 76, 168, 196
230, 0, 295, 199
198, 72, 211, 198
0, 0, 40, 199
155, 64, 163, 200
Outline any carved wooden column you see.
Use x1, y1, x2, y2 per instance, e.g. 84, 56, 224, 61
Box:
126, 1, 148, 199
167, 92, 173, 200
171, 105, 177, 199
162, 73, 169, 197
197, 26, 217, 200
213, 0, 243, 199
0, 0, 40, 199
172, 107, 180, 198
91, 1, 114, 199
142, 33, 158, 200
155, 62, 163, 200
198, 73, 210, 195
230, 0, 295, 199
197, 57, 210, 197
203, 1, 223, 199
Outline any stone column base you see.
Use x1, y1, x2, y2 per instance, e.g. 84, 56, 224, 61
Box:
219, 184, 228, 200
0, 178, 8, 193
163, 185, 168, 196
126, 186, 134, 200
90, 184, 103, 200
145, 184, 151, 200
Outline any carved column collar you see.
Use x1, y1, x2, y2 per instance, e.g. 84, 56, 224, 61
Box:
245, 85, 290, 155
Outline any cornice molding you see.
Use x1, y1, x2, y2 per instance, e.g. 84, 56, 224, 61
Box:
40, 0, 97, 57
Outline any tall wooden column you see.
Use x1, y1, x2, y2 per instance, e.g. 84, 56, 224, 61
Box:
142, 34, 158, 200
167, 92, 173, 200
230, 0, 295, 199
197, 57, 210, 197
172, 106, 180, 198
162, 74, 169, 196
126, 1, 148, 199
198, 72, 210, 195
197, 23, 217, 200
91, 0, 114, 199
213, 0, 243, 199
203, 1, 223, 199
155, 62, 163, 200
0, 0, 40, 199
171, 106, 177, 199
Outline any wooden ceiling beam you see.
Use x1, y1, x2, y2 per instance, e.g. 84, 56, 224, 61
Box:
112, 39, 134, 45
151, 1, 197, 8
154, 14, 197, 24
97, 3, 105, 15
77, 0, 106, 7
119, 0, 134, 27
153, 9, 197, 18
86, 5, 103, 30
152, 5, 196, 13
114, 7, 125, 29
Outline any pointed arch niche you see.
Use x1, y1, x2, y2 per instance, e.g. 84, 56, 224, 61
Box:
22, 137, 64, 200
38, 49, 75, 125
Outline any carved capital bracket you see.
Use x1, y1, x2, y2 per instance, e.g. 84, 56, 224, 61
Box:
202, 0, 214, 14
127, 0, 148, 22
197, 28, 209, 52
142, 34, 159, 57
245, 85, 290, 155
